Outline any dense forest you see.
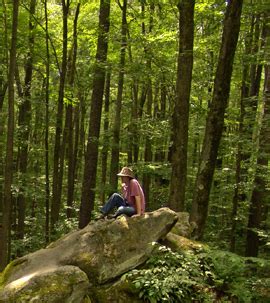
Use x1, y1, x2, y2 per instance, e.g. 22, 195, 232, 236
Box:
0, 0, 269, 274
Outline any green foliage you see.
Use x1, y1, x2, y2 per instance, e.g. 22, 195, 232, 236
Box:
123, 244, 216, 302
11, 209, 79, 257
205, 250, 253, 302
123, 244, 270, 303
52, 213, 79, 240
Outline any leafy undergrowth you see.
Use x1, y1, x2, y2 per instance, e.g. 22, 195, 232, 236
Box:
123, 244, 270, 303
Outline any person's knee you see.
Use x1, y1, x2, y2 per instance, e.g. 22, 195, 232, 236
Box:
116, 206, 125, 214
111, 193, 121, 199
115, 206, 135, 217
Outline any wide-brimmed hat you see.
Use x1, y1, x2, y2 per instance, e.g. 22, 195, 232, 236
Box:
117, 167, 135, 179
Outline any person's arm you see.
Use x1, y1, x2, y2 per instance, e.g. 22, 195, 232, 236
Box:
135, 195, 142, 215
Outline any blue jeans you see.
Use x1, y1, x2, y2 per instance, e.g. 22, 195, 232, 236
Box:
100, 193, 136, 217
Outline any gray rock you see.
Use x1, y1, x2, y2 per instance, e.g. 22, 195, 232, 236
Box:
0, 265, 90, 303
0, 207, 178, 302
170, 212, 195, 238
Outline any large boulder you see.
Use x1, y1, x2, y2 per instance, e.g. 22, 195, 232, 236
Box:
0, 207, 178, 303
170, 212, 196, 238
0, 265, 89, 303
161, 232, 206, 252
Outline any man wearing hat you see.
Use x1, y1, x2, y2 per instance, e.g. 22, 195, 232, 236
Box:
99, 167, 145, 218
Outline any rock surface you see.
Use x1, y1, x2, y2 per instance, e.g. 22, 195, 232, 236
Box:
0, 266, 89, 303
170, 212, 195, 238
0, 207, 178, 303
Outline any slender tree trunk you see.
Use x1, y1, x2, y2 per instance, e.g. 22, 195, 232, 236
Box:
66, 3, 80, 219
190, 0, 243, 239
142, 82, 153, 207
79, 0, 111, 229
44, 0, 50, 244
250, 14, 262, 98
76, 92, 86, 179
230, 65, 248, 252
16, 0, 35, 245
245, 18, 270, 257
241, 14, 262, 168
142, 2, 154, 207
169, 0, 195, 211
0, 0, 19, 271
154, 80, 166, 164
0, 0, 9, 239
0, 84, 7, 112
51, 0, 70, 231
126, 27, 142, 164
0, 82, 7, 225
100, 70, 111, 204
110, 0, 127, 191
130, 81, 139, 164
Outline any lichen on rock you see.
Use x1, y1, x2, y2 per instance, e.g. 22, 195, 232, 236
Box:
0, 208, 178, 303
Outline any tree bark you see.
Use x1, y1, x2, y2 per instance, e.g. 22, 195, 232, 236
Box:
100, 70, 111, 204
241, 14, 262, 169
79, 0, 111, 229
143, 81, 153, 207
110, 0, 127, 191
169, 0, 195, 211
142, 2, 154, 207
0, 0, 9, 250
66, 3, 80, 219
51, 0, 70, 231
16, 0, 36, 244
190, 0, 243, 239
0, 0, 19, 271
44, 0, 50, 244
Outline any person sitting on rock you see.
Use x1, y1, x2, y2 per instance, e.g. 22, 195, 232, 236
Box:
99, 167, 145, 219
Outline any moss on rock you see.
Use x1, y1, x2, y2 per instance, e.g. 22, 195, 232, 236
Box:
0, 258, 27, 288
0, 266, 90, 303
88, 277, 141, 303
161, 232, 207, 253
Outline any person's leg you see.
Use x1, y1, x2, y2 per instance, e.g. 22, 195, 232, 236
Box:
114, 205, 136, 218
100, 193, 126, 215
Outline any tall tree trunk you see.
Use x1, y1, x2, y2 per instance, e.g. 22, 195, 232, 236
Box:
129, 81, 139, 164
66, 3, 80, 219
44, 0, 50, 244
245, 18, 270, 257
79, 0, 111, 229
169, 0, 195, 211
0, 0, 19, 271
16, 0, 35, 245
100, 70, 111, 204
141, 2, 154, 206
142, 82, 153, 207
154, 79, 167, 164
51, 0, 70, 231
0, 0, 9, 249
127, 31, 139, 164
76, 92, 86, 179
190, 0, 243, 239
241, 14, 262, 171
110, 0, 127, 191
230, 64, 249, 252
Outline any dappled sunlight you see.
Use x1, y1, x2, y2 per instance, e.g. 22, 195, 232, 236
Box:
7, 273, 36, 290
6, 266, 57, 291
